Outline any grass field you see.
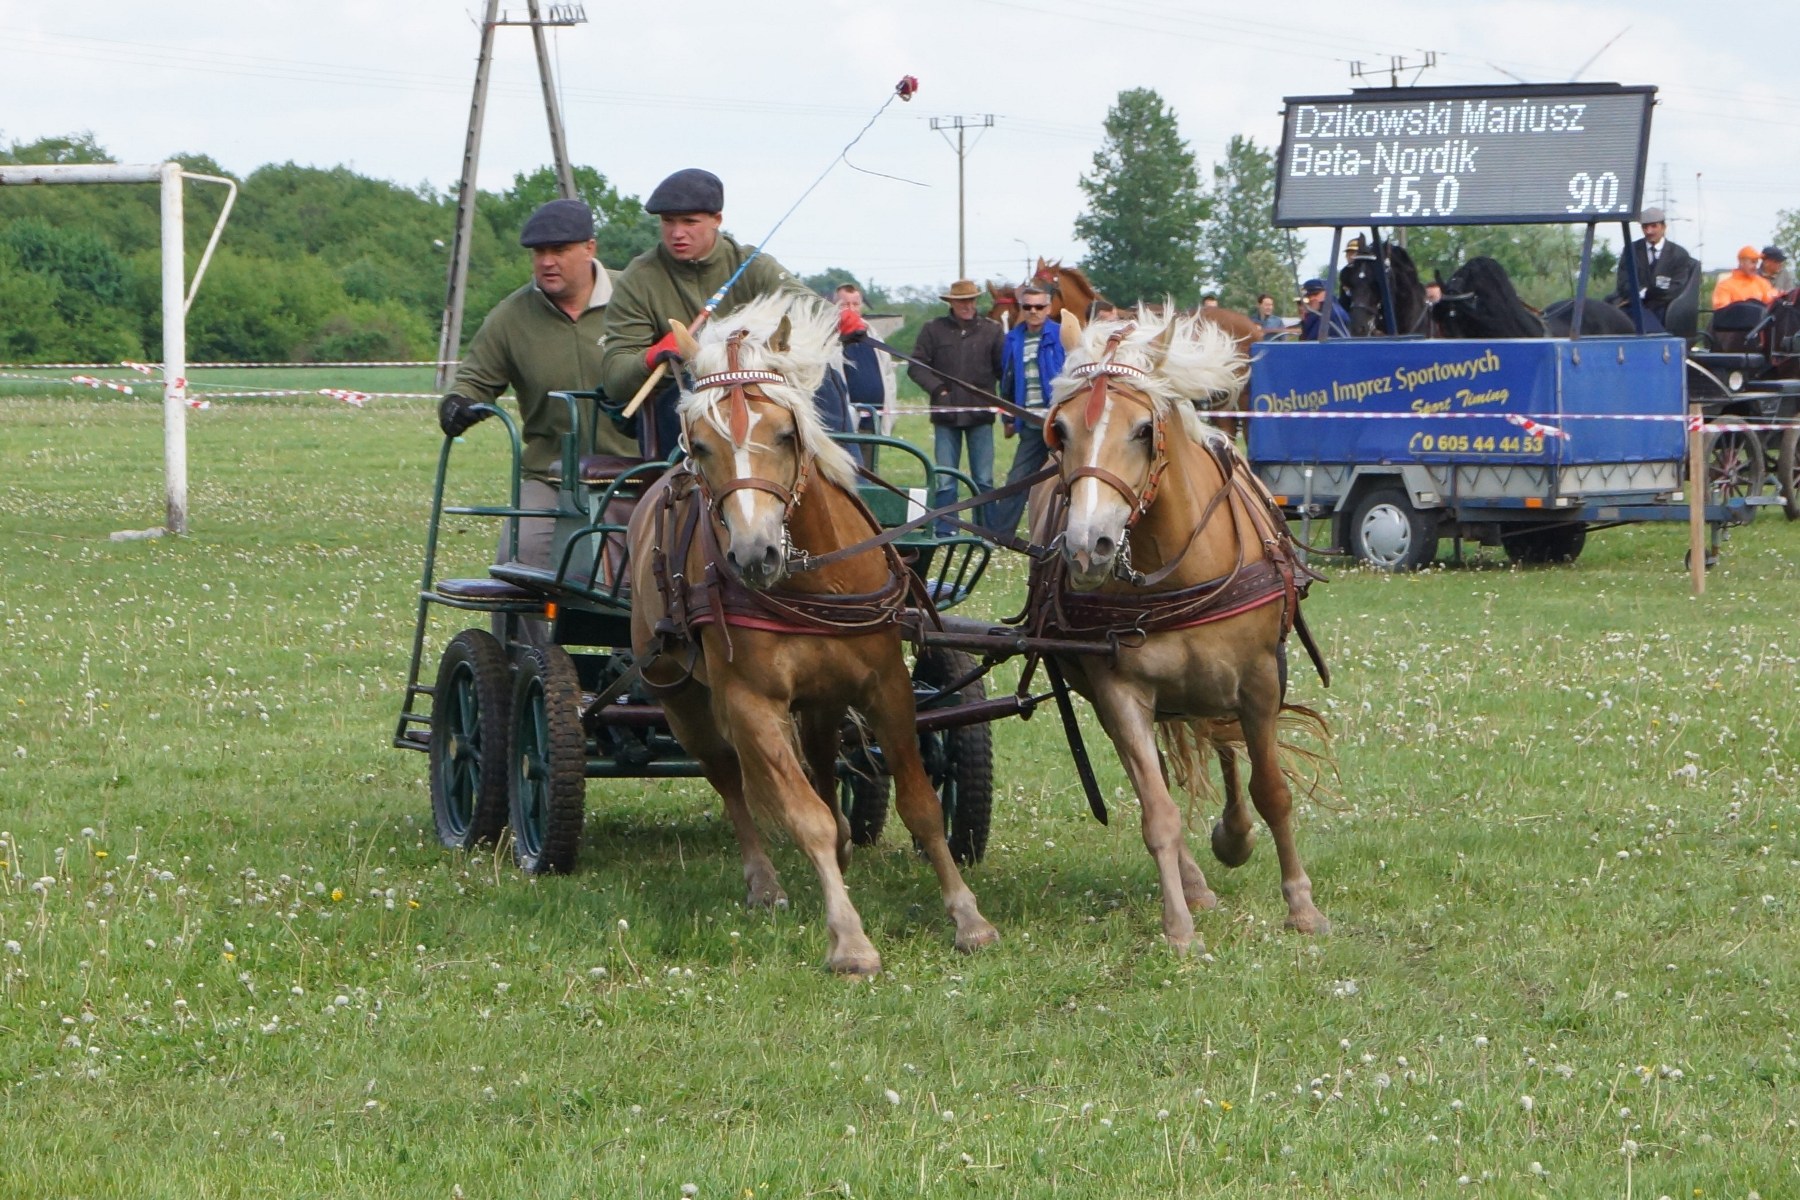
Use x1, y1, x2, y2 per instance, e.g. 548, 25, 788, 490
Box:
1, 392, 1796, 1198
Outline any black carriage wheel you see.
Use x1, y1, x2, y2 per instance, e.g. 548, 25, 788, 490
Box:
507, 644, 586, 874
428, 629, 513, 849
840, 741, 891, 847
1503, 522, 1587, 565
914, 647, 994, 865
1348, 487, 1438, 572
1706, 428, 1765, 502
1779, 428, 1800, 521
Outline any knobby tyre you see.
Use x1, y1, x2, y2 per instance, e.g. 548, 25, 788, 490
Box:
428, 629, 512, 849
507, 644, 586, 874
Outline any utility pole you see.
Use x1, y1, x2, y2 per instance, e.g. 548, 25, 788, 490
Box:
1349, 52, 1438, 89
930, 114, 994, 280
435, 1, 588, 391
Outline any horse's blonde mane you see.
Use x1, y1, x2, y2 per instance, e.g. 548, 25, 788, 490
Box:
676, 293, 857, 490
1049, 305, 1245, 446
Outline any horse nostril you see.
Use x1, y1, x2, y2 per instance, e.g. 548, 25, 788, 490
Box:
762, 544, 780, 567
1094, 535, 1114, 558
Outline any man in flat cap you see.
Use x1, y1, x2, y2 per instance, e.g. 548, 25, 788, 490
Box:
436, 198, 633, 639
907, 280, 1004, 534
1608, 207, 1696, 329
1759, 245, 1794, 294
600, 168, 811, 457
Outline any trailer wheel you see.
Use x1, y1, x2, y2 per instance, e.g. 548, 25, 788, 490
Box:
1349, 487, 1438, 572
1779, 428, 1800, 520
1707, 428, 1765, 502
428, 630, 512, 849
914, 647, 993, 865
1504, 522, 1588, 565
507, 644, 586, 875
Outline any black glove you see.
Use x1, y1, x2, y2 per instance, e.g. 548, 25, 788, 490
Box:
438, 394, 490, 437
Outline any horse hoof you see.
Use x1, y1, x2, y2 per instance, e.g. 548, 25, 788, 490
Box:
1186, 887, 1219, 913
827, 950, 882, 977
1165, 934, 1199, 957
745, 889, 788, 911
954, 921, 1000, 954
1210, 820, 1255, 868
1286, 909, 1330, 936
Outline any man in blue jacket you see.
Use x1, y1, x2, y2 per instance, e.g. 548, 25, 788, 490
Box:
1299, 278, 1351, 341
989, 283, 1065, 538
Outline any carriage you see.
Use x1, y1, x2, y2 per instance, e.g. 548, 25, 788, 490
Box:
390, 392, 1017, 873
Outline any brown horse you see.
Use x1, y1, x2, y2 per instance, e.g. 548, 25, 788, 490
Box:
626, 294, 998, 975
1024, 309, 1329, 952
985, 280, 1018, 329
1032, 260, 1264, 434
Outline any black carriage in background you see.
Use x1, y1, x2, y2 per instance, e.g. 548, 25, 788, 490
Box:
1686, 293, 1800, 517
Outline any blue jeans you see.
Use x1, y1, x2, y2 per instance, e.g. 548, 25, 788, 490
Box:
987, 420, 1049, 539
933, 421, 994, 535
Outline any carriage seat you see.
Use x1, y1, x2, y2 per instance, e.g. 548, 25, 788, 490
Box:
1704, 300, 1770, 352
1661, 269, 1702, 341
578, 454, 654, 491
432, 577, 540, 603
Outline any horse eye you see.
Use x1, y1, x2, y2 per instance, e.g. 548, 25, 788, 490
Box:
1051, 419, 1069, 445
775, 427, 797, 446
1131, 421, 1153, 443
688, 440, 711, 459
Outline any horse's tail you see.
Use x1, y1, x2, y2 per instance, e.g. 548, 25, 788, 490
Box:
1155, 704, 1338, 819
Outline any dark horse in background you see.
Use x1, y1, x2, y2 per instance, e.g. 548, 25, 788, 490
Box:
1338, 242, 1430, 336
1433, 256, 1639, 338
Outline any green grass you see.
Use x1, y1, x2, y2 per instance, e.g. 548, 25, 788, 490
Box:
2, 393, 1797, 1198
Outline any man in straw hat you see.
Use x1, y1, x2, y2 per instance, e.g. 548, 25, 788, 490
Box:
1608, 206, 1697, 329
907, 279, 1005, 534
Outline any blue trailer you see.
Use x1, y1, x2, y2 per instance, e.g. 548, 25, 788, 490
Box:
1246, 333, 1739, 569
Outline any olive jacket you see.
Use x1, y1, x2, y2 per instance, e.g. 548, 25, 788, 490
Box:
445, 262, 635, 482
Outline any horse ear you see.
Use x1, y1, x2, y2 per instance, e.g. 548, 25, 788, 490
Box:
1059, 310, 1083, 350
770, 315, 792, 353
669, 319, 699, 362
1150, 313, 1177, 362
985, 279, 996, 297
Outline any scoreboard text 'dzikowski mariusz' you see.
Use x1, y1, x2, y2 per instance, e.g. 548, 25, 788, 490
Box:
1272, 83, 1655, 228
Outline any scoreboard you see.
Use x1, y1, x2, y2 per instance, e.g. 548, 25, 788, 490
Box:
1273, 83, 1656, 227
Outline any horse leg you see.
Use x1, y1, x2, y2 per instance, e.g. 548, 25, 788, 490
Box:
1240, 697, 1329, 935
799, 705, 854, 873
863, 657, 998, 954
664, 689, 787, 909
728, 693, 880, 975
1210, 737, 1257, 869
1090, 678, 1202, 952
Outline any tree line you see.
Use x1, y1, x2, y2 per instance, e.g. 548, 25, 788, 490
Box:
0, 133, 660, 364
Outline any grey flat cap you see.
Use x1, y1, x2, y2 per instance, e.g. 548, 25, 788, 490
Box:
519, 199, 595, 247
645, 168, 724, 215
1638, 206, 1666, 225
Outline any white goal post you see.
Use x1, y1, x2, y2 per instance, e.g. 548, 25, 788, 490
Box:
0, 162, 235, 535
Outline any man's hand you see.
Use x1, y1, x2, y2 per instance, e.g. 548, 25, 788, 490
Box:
438, 394, 490, 437
837, 306, 868, 340
644, 331, 682, 370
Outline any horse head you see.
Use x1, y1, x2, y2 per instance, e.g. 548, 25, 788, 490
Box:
1044, 307, 1243, 589
675, 294, 856, 589
986, 281, 1019, 328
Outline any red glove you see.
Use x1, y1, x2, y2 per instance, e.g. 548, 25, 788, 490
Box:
644, 331, 681, 369
837, 306, 868, 338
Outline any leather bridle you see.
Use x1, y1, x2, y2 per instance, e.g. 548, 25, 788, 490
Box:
1045, 323, 1170, 533
681, 331, 813, 544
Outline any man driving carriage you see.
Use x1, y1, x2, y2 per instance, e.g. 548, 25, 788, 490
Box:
599, 168, 843, 459
1608, 206, 1697, 329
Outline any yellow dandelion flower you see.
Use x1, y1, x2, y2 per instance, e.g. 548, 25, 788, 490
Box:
407, 899, 420, 909
1220, 1101, 1233, 1112
94, 850, 108, 859
330, 888, 345, 902
223, 951, 236, 962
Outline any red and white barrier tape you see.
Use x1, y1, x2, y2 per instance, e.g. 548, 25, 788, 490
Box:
69, 374, 134, 396
1505, 413, 1570, 440
0, 359, 454, 371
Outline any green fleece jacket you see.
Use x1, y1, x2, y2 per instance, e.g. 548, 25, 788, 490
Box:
445, 264, 635, 482
599, 233, 803, 404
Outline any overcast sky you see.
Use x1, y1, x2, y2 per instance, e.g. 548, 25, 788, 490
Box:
7, 1, 1794, 293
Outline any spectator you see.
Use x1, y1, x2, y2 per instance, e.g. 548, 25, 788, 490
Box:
1610, 206, 1697, 326
906, 280, 1004, 534
1200, 294, 1219, 310
1712, 245, 1778, 309
833, 283, 892, 462
988, 284, 1063, 538
1760, 246, 1795, 293
1298, 278, 1350, 341
1251, 292, 1284, 330
1088, 299, 1122, 322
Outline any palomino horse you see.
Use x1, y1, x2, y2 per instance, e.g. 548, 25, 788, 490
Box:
626, 294, 998, 975
1024, 309, 1329, 951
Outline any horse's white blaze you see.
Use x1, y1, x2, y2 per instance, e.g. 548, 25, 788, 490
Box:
1076, 393, 1113, 523
732, 407, 763, 522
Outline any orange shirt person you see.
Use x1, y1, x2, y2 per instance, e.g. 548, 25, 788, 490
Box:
1712, 245, 1778, 309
